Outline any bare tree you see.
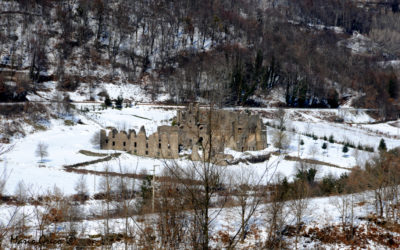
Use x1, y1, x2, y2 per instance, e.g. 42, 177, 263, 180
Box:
289, 174, 310, 250
29, 186, 62, 245
90, 131, 101, 148
14, 180, 27, 204
265, 174, 289, 249
116, 160, 138, 250
163, 105, 228, 249
98, 164, 116, 246
74, 175, 89, 203
0, 145, 13, 196
332, 194, 356, 238
0, 144, 13, 156
0, 167, 10, 197
272, 108, 291, 152
156, 167, 188, 249
0, 206, 20, 248
226, 156, 282, 249
35, 142, 49, 163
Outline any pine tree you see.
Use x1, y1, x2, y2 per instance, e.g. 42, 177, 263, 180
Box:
115, 96, 124, 109
322, 142, 327, 150
342, 145, 349, 154
104, 96, 112, 107
378, 138, 387, 151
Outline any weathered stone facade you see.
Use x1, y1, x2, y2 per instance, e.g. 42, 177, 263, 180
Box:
100, 104, 267, 159
100, 125, 179, 159
176, 103, 267, 153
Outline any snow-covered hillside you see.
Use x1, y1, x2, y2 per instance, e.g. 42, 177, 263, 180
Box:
1, 103, 400, 248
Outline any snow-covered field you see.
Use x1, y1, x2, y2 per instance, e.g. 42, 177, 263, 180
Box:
1, 103, 400, 248
0, 105, 176, 195
0, 188, 391, 249
1, 104, 399, 197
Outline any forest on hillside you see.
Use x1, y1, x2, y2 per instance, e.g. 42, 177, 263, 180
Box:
0, 0, 400, 117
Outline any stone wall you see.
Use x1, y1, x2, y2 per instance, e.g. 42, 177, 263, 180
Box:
100, 103, 267, 160
100, 125, 179, 159
176, 103, 267, 152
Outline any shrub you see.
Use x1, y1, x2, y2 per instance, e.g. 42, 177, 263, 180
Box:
342, 145, 349, 154
115, 96, 123, 109
295, 167, 317, 184
364, 146, 374, 152
64, 120, 74, 126
321, 174, 336, 194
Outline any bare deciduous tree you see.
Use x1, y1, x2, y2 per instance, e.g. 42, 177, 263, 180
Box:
289, 171, 310, 250
272, 108, 291, 152
0, 167, 10, 197
74, 175, 89, 203
265, 174, 289, 249
332, 194, 356, 237
35, 142, 49, 163
0, 143, 13, 156
0, 206, 20, 248
163, 105, 228, 249
90, 131, 101, 148
14, 180, 27, 204
156, 167, 188, 249
227, 156, 282, 249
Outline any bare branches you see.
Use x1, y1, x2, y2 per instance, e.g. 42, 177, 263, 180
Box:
35, 142, 48, 163
271, 109, 291, 152
0, 167, 11, 197
0, 144, 13, 156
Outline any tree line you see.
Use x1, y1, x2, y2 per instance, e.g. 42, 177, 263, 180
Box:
0, 0, 399, 118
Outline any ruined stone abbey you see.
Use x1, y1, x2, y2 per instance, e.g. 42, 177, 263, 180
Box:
100, 104, 267, 160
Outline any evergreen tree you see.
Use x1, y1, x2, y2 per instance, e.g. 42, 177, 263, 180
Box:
378, 138, 387, 151
322, 142, 327, 150
342, 145, 349, 154
115, 96, 124, 109
104, 96, 112, 107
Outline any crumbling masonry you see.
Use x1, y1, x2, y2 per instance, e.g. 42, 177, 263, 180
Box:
100, 104, 267, 159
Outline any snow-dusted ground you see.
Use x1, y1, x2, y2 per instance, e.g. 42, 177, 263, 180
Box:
1, 103, 400, 248
1, 104, 398, 197
0, 188, 390, 249
0, 105, 175, 195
